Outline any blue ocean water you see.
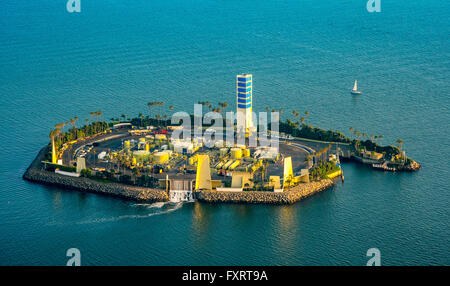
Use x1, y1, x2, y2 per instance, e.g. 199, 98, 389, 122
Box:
0, 0, 449, 265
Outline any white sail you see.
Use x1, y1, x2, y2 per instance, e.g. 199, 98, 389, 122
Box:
353, 80, 358, 91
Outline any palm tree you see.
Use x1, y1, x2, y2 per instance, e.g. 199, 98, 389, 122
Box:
138, 112, 144, 127
69, 118, 76, 136
90, 112, 95, 124
278, 109, 283, 121
222, 101, 228, 113
218, 102, 228, 124
158, 101, 164, 126
292, 110, 299, 123
147, 102, 154, 120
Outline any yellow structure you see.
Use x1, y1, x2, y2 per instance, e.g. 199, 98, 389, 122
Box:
51, 137, 57, 164
269, 176, 281, 189
228, 160, 240, 170
189, 154, 198, 166
195, 155, 212, 190
231, 174, 244, 188
232, 171, 253, 188
155, 134, 167, 140
283, 157, 294, 188
223, 159, 234, 169
215, 161, 225, 169
231, 148, 242, 159
154, 151, 169, 164
211, 180, 222, 189
292, 169, 310, 183
243, 149, 250, 157
133, 150, 150, 163
327, 169, 342, 179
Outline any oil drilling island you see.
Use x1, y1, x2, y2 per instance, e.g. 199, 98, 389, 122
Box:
23, 74, 421, 204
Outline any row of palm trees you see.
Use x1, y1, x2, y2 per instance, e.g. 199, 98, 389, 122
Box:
146, 101, 175, 126
49, 110, 105, 154
198, 101, 230, 117
305, 144, 333, 165
348, 127, 405, 153
348, 127, 384, 145
265, 107, 310, 126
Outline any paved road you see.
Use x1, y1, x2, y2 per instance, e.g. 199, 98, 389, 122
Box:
62, 130, 129, 165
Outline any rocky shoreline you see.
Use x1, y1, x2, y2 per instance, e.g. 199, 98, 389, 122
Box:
399, 160, 421, 171
197, 179, 335, 204
23, 146, 336, 205
23, 146, 169, 203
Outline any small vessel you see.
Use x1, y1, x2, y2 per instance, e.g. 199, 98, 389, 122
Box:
351, 80, 362, 95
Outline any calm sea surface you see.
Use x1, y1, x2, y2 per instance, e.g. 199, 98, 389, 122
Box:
0, 0, 449, 265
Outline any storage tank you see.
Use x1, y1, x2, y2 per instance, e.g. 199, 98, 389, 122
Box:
231, 148, 242, 159
133, 150, 150, 162
220, 148, 228, 157
154, 151, 169, 164
243, 149, 251, 157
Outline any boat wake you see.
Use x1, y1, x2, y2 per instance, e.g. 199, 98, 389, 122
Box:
75, 202, 184, 224
132, 202, 167, 209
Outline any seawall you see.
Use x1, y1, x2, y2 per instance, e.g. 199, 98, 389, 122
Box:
23, 146, 169, 203
24, 146, 335, 205
196, 179, 335, 204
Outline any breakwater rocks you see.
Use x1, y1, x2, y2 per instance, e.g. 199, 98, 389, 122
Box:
23, 147, 169, 203
24, 168, 169, 202
24, 146, 333, 205
400, 160, 421, 171
197, 179, 334, 205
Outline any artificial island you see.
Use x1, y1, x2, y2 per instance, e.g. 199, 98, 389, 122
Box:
23, 74, 421, 204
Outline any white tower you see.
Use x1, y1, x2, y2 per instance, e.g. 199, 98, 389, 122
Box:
236, 74, 254, 134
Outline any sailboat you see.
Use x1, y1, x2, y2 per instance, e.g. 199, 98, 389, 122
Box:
351, 80, 362, 95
